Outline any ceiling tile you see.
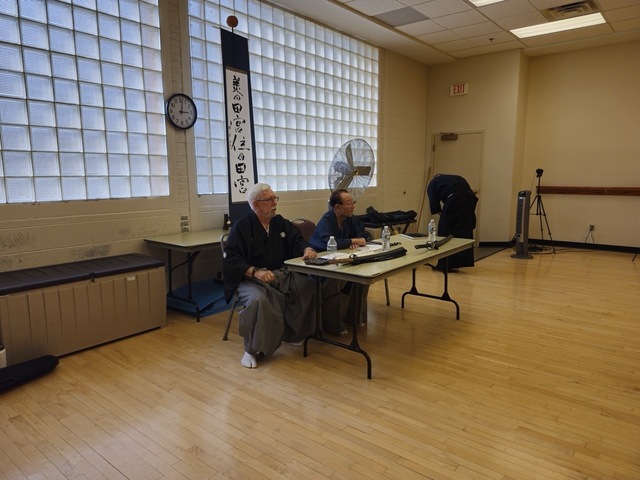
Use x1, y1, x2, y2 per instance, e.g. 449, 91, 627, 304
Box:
611, 17, 640, 31
432, 9, 487, 29
451, 21, 505, 38
345, 0, 406, 16
396, 0, 433, 5
465, 30, 518, 46
433, 38, 475, 52
412, 0, 472, 18
605, 4, 640, 22
416, 29, 462, 44
452, 40, 525, 57
476, 0, 538, 19
397, 18, 446, 35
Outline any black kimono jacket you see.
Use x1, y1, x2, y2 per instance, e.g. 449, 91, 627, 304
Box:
222, 212, 309, 302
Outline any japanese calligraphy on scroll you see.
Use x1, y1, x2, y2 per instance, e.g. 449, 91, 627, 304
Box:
225, 67, 256, 202
221, 28, 257, 222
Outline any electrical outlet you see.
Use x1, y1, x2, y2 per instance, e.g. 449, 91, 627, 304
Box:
584, 223, 595, 243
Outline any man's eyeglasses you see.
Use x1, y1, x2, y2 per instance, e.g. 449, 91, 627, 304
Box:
340, 201, 356, 206
256, 196, 279, 203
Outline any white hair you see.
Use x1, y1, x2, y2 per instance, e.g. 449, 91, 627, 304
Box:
247, 183, 271, 210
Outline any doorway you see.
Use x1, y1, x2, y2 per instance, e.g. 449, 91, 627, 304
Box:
430, 131, 484, 244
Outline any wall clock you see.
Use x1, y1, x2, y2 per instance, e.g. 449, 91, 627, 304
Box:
165, 93, 197, 129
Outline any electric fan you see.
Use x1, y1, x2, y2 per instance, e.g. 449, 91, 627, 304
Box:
327, 138, 375, 199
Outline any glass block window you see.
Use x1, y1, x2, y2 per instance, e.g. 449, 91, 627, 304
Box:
188, 0, 379, 194
0, 0, 168, 204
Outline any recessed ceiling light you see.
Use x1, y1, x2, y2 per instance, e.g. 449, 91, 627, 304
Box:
510, 12, 606, 38
468, 0, 506, 6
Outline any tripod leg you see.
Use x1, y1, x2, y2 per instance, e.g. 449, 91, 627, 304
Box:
529, 194, 547, 249
537, 196, 545, 242
537, 196, 555, 253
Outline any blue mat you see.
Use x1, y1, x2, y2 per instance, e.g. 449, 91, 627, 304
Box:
166, 278, 231, 318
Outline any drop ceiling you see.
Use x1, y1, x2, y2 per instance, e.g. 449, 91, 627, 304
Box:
268, 0, 640, 65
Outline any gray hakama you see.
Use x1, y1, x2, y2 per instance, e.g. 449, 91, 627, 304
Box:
321, 279, 368, 335
236, 268, 316, 355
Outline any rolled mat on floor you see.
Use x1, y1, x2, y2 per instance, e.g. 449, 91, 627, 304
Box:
0, 355, 59, 393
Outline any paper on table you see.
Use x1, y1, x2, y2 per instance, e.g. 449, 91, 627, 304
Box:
318, 244, 383, 262
321, 252, 351, 261
358, 244, 383, 253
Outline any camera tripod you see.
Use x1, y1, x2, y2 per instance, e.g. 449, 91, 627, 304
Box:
530, 169, 555, 254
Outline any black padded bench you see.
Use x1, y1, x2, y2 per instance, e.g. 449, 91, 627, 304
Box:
0, 253, 164, 295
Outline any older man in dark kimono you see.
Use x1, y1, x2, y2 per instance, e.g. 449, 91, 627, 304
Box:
427, 173, 478, 271
222, 183, 318, 369
308, 189, 369, 335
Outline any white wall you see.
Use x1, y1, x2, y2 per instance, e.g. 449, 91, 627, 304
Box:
378, 51, 429, 219
522, 41, 640, 247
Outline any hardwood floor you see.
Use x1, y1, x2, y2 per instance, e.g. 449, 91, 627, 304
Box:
1, 249, 638, 479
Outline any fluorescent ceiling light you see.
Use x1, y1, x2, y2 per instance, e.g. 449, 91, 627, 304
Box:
511, 12, 606, 39
468, 0, 506, 5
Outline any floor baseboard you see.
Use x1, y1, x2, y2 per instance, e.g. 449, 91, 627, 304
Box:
478, 240, 638, 256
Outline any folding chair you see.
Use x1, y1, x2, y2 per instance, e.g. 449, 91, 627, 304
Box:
291, 218, 317, 241
220, 233, 243, 340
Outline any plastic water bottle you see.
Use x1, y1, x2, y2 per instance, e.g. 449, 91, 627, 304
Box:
428, 219, 437, 243
381, 225, 391, 251
327, 235, 337, 253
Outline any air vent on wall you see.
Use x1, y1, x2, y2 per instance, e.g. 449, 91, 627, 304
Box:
542, 0, 601, 21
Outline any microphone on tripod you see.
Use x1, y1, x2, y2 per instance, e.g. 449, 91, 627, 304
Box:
530, 168, 556, 254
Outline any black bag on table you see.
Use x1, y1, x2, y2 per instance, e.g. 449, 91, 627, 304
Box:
357, 206, 417, 226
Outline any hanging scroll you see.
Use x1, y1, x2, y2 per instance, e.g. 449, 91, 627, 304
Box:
221, 28, 257, 223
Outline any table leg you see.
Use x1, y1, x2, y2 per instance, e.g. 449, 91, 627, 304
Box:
166, 250, 203, 321
400, 257, 461, 319
303, 278, 323, 355
167, 250, 174, 294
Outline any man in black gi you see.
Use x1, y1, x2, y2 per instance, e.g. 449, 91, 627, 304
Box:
222, 183, 318, 369
427, 173, 478, 271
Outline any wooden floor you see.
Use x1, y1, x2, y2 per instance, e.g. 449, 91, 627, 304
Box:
1, 248, 638, 479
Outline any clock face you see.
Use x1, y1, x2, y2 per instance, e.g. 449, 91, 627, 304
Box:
166, 93, 197, 129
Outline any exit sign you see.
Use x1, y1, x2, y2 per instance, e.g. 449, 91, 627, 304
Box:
450, 82, 469, 96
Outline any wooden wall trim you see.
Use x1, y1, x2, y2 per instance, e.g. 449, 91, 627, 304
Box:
537, 186, 640, 196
